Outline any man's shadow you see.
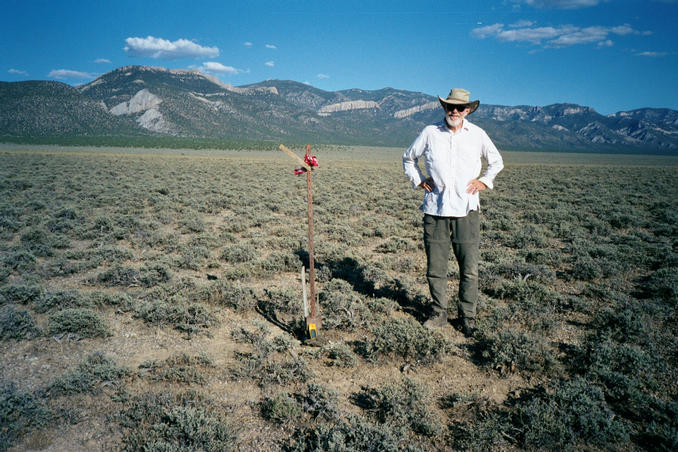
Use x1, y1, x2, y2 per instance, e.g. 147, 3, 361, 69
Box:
323, 256, 433, 323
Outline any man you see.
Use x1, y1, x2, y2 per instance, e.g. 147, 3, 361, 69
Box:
402, 88, 503, 336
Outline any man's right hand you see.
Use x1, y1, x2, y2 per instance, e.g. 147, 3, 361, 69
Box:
419, 177, 435, 193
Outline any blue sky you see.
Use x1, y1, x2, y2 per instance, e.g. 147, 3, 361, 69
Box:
2, 0, 676, 114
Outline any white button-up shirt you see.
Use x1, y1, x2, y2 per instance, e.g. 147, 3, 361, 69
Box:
402, 119, 504, 217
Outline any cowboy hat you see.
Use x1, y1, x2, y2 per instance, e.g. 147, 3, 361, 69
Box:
438, 88, 479, 114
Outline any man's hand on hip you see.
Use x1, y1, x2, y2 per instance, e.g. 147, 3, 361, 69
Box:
466, 179, 487, 195
419, 177, 436, 193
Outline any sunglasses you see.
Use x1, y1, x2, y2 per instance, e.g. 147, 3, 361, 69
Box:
446, 103, 469, 112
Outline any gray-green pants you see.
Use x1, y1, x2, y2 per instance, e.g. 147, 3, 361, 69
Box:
423, 212, 479, 320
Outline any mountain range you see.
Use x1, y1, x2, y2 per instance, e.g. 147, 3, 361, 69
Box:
1, 65, 677, 153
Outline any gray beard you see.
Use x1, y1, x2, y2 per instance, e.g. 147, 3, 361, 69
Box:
445, 116, 462, 128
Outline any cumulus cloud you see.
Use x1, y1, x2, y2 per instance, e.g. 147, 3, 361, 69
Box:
265, 61, 275, 67
512, 0, 605, 8
124, 36, 219, 60
510, 20, 535, 27
48, 69, 93, 80
198, 62, 244, 75
244, 41, 253, 47
94, 58, 111, 64
317, 73, 330, 79
472, 22, 648, 48
9, 68, 28, 76
635, 51, 667, 57
265, 44, 277, 49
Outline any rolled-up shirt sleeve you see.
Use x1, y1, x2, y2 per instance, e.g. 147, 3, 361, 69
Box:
477, 129, 503, 190
402, 129, 427, 189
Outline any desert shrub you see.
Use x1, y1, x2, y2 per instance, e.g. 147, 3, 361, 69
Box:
177, 245, 210, 270
139, 353, 214, 385
442, 392, 511, 451
46, 352, 129, 396
260, 392, 302, 424
257, 250, 303, 274
486, 276, 557, 303
579, 339, 667, 421
357, 317, 450, 364
297, 383, 341, 422
220, 243, 256, 263
33, 289, 91, 313
472, 327, 557, 375
644, 267, 678, 303
118, 391, 234, 452
20, 227, 54, 257
0, 207, 22, 233
375, 237, 416, 254
134, 299, 217, 338
634, 400, 678, 452
285, 413, 422, 452
179, 217, 206, 233
568, 254, 603, 281
0, 284, 42, 305
519, 248, 562, 266
364, 296, 399, 316
504, 225, 550, 249
2, 249, 36, 273
88, 291, 135, 312
45, 257, 91, 277
589, 304, 649, 344
0, 382, 53, 451
318, 279, 365, 330
321, 342, 358, 368
263, 286, 302, 316
353, 378, 442, 437
230, 326, 311, 386
231, 350, 312, 387
47, 308, 111, 338
0, 305, 41, 340
509, 377, 629, 450
189, 280, 257, 312
94, 263, 172, 288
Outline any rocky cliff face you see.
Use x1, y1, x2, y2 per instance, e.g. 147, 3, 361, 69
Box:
318, 100, 380, 116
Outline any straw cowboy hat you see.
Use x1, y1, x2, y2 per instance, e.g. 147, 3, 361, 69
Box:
438, 88, 479, 114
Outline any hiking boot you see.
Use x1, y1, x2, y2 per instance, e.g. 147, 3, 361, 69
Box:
461, 318, 476, 337
424, 312, 448, 329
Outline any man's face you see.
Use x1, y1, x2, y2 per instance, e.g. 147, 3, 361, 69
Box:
444, 103, 469, 128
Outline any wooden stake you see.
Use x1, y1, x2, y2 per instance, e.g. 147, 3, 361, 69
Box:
305, 144, 318, 330
278, 143, 321, 339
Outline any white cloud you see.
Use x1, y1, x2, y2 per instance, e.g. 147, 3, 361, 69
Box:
198, 62, 243, 75
510, 20, 535, 28
265, 44, 277, 49
472, 22, 648, 48
471, 24, 505, 39
48, 69, 93, 80
244, 41, 253, 47
94, 58, 111, 64
265, 61, 275, 67
8, 68, 28, 76
498, 25, 570, 44
317, 73, 329, 79
635, 51, 667, 57
124, 36, 219, 60
512, 0, 605, 8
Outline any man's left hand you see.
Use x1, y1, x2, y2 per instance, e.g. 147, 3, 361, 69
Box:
466, 179, 487, 195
